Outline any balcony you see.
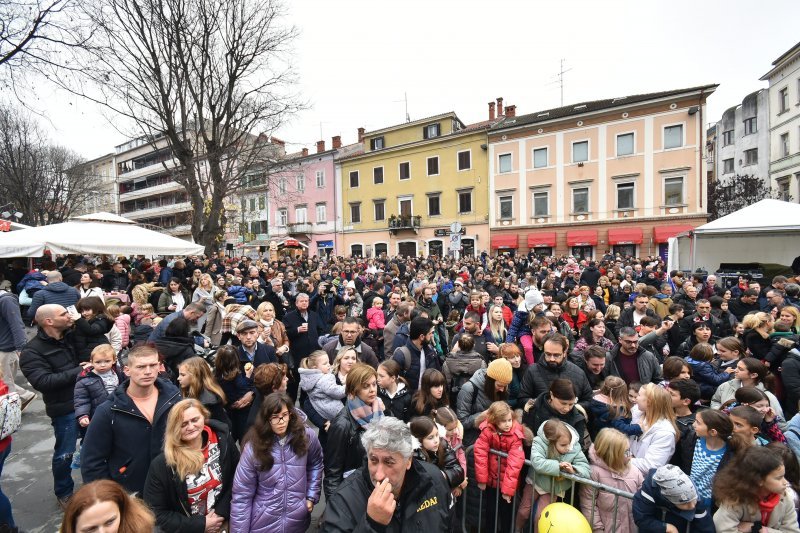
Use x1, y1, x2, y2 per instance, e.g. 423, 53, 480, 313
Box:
164, 224, 192, 236
122, 201, 193, 220
118, 158, 179, 180
388, 215, 421, 235
119, 180, 185, 202
287, 222, 313, 235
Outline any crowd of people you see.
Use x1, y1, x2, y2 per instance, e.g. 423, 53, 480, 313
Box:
2, 250, 800, 532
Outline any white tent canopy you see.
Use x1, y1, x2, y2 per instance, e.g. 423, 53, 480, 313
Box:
0, 212, 205, 258
674, 199, 800, 272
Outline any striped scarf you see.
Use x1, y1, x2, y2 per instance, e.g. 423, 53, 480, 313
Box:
347, 396, 385, 427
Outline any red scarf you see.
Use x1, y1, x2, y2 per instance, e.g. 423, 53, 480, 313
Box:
758, 492, 781, 526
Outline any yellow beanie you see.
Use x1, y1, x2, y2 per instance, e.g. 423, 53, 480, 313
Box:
486, 358, 513, 385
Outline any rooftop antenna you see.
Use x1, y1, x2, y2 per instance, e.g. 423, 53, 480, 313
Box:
556, 59, 572, 106
392, 92, 411, 122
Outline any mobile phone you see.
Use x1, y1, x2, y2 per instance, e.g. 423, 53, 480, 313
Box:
67, 305, 78, 315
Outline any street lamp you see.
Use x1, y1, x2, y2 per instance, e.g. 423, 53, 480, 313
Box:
1, 211, 23, 221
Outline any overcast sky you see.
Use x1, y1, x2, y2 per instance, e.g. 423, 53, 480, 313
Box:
35, 0, 800, 158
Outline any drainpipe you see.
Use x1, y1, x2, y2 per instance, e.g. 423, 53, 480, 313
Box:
698, 89, 704, 211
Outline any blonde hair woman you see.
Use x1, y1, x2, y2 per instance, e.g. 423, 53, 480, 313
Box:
332, 347, 358, 386
177, 357, 230, 427
143, 399, 239, 532
256, 301, 290, 361
742, 311, 774, 360
629, 383, 678, 474
192, 273, 217, 331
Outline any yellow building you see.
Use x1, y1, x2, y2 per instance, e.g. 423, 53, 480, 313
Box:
337, 109, 498, 258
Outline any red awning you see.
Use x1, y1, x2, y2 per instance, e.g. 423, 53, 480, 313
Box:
527, 232, 557, 248
491, 234, 519, 249
566, 229, 598, 246
653, 224, 695, 242
608, 228, 643, 245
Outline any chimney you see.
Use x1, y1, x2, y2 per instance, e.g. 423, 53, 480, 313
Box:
316, 140, 325, 153
301, 148, 308, 157
332, 135, 342, 149
505, 105, 516, 118
357, 127, 365, 142
488, 102, 496, 121
496, 97, 504, 116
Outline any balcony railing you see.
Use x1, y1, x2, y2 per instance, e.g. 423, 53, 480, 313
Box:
122, 201, 193, 220
286, 222, 313, 235
388, 215, 421, 234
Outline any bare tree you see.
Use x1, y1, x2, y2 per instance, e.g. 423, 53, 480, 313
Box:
0, 103, 99, 224
63, 0, 301, 253
707, 174, 789, 221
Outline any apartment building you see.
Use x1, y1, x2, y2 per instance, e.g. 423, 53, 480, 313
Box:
73, 152, 117, 216
761, 41, 800, 202
488, 85, 717, 260
713, 89, 770, 184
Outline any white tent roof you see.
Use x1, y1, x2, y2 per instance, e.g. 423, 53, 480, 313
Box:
0, 213, 205, 257
694, 199, 800, 234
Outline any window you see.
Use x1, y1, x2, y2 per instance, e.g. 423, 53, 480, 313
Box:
498, 153, 512, 173
258, 197, 265, 210
533, 148, 548, 168
723, 158, 734, 174
744, 117, 757, 135
249, 198, 256, 211
664, 177, 684, 205
780, 88, 789, 113
572, 187, 589, 214
423, 123, 440, 139
295, 206, 307, 223
240, 198, 246, 212
533, 191, 549, 216
373, 166, 384, 184
427, 156, 439, 176
277, 209, 287, 226
316, 203, 326, 222
617, 183, 635, 210
374, 200, 385, 221
616, 133, 634, 156
499, 196, 513, 219
316, 170, 325, 188
457, 150, 471, 171
370, 137, 384, 150
722, 130, 734, 146
572, 141, 588, 163
296, 175, 305, 192
399, 198, 412, 217
779, 180, 791, 201
664, 125, 683, 149
351, 244, 363, 257
744, 148, 758, 166
399, 162, 410, 180
781, 133, 790, 157
374, 243, 388, 257
278, 177, 287, 195
349, 170, 359, 188
428, 194, 441, 216
458, 190, 472, 214
350, 203, 361, 223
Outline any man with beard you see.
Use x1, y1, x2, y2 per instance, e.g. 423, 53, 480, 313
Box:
383, 291, 401, 323
607, 327, 662, 385
323, 317, 379, 368
449, 311, 488, 360
517, 332, 592, 410
385, 301, 415, 360
148, 302, 206, 346
392, 316, 440, 392
417, 286, 446, 354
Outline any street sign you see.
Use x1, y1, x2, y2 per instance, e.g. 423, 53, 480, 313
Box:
450, 221, 462, 234
449, 233, 461, 251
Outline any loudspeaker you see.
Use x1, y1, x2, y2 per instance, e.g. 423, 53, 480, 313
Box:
225, 243, 234, 251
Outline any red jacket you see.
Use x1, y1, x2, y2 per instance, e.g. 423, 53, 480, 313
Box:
0, 379, 11, 452
474, 419, 525, 497
562, 311, 587, 334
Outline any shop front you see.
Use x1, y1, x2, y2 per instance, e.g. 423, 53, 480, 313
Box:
491, 234, 519, 255
527, 232, 557, 257
566, 229, 598, 259
653, 225, 694, 262
607, 228, 643, 258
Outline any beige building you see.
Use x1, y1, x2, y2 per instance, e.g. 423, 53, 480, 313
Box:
73, 152, 117, 216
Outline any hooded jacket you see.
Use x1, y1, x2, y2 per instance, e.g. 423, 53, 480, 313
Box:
522, 391, 588, 447
154, 335, 197, 380
27, 281, 80, 320
378, 382, 412, 422
648, 295, 674, 319
442, 349, 485, 403
632, 468, 715, 533
580, 444, 643, 533
529, 422, 590, 494
143, 420, 240, 533
321, 459, 451, 533
517, 355, 593, 409
299, 367, 346, 420
714, 490, 800, 533
230, 426, 323, 533
474, 418, 526, 497
81, 377, 181, 494
20, 328, 82, 418
73, 365, 126, 420
629, 405, 677, 474
685, 355, 732, 400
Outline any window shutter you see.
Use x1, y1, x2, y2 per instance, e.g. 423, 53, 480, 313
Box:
423, 127, 428, 140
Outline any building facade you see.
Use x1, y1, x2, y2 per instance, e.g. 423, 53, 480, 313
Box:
73, 152, 117, 216
761, 41, 800, 202
488, 85, 717, 261
337, 104, 503, 258
714, 90, 770, 184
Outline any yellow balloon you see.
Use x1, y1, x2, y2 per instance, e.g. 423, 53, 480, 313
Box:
537, 502, 591, 533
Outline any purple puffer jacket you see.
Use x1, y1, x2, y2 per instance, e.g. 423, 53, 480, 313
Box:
230, 427, 324, 533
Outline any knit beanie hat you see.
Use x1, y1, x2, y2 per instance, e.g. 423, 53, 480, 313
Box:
486, 358, 513, 385
520, 288, 544, 312
653, 464, 697, 505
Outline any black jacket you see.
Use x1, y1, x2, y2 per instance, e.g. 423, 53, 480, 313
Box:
263, 288, 292, 321
323, 405, 366, 501
781, 348, 800, 419
579, 266, 602, 288
728, 297, 760, 321
154, 335, 197, 380
321, 459, 451, 532
74, 366, 126, 420
378, 383, 413, 422
413, 441, 465, 489
284, 308, 326, 364
143, 420, 240, 532
392, 340, 441, 393
72, 316, 114, 362
523, 391, 587, 445
616, 307, 661, 336
237, 341, 277, 373
81, 378, 182, 494
20, 328, 82, 418
517, 356, 593, 410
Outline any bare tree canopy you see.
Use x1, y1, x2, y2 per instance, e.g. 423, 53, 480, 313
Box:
0, 103, 99, 225
707, 174, 788, 221
63, 0, 301, 253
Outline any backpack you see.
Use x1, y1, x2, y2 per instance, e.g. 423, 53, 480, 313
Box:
0, 391, 21, 440
398, 346, 413, 372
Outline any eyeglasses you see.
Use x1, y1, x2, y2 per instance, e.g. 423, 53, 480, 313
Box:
270, 412, 290, 424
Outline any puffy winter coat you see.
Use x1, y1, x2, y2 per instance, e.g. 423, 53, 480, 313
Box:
587, 395, 642, 440
455, 368, 496, 445
323, 405, 366, 501
143, 421, 239, 533
230, 426, 323, 533
780, 349, 800, 419
154, 335, 197, 380
72, 315, 113, 362
629, 405, 677, 474
529, 422, 590, 495
225, 285, 253, 306
714, 490, 800, 533
648, 295, 674, 319
505, 309, 531, 343
20, 328, 82, 417
378, 382, 413, 422
517, 356, 593, 409
391, 340, 440, 393
685, 356, 732, 400
710, 379, 784, 417
73, 366, 125, 420
442, 350, 485, 403
114, 314, 131, 348
27, 281, 80, 320
474, 419, 525, 497
17, 271, 46, 296
298, 367, 345, 420
580, 444, 643, 533
522, 391, 588, 449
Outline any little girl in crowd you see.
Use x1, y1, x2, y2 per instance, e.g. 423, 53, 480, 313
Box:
299, 350, 346, 425
74, 344, 125, 431
518, 419, 590, 529
581, 428, 643, 533
689, 409, 747, 508
376, 360, 412, 422
713, 446, 800, 532
72, 297, 114, 362
213, 345, 254, 443
411, 369, 448, 417
106, 304, 131, 350
588, 376, 642, 440
660, 356, 692, 388
408, 416, 465, 490
630, 383, 678, 474
724, 387, 787, 444
365, 297, 385, 334
474, 401, 525, 533
433, 407, 467, 497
